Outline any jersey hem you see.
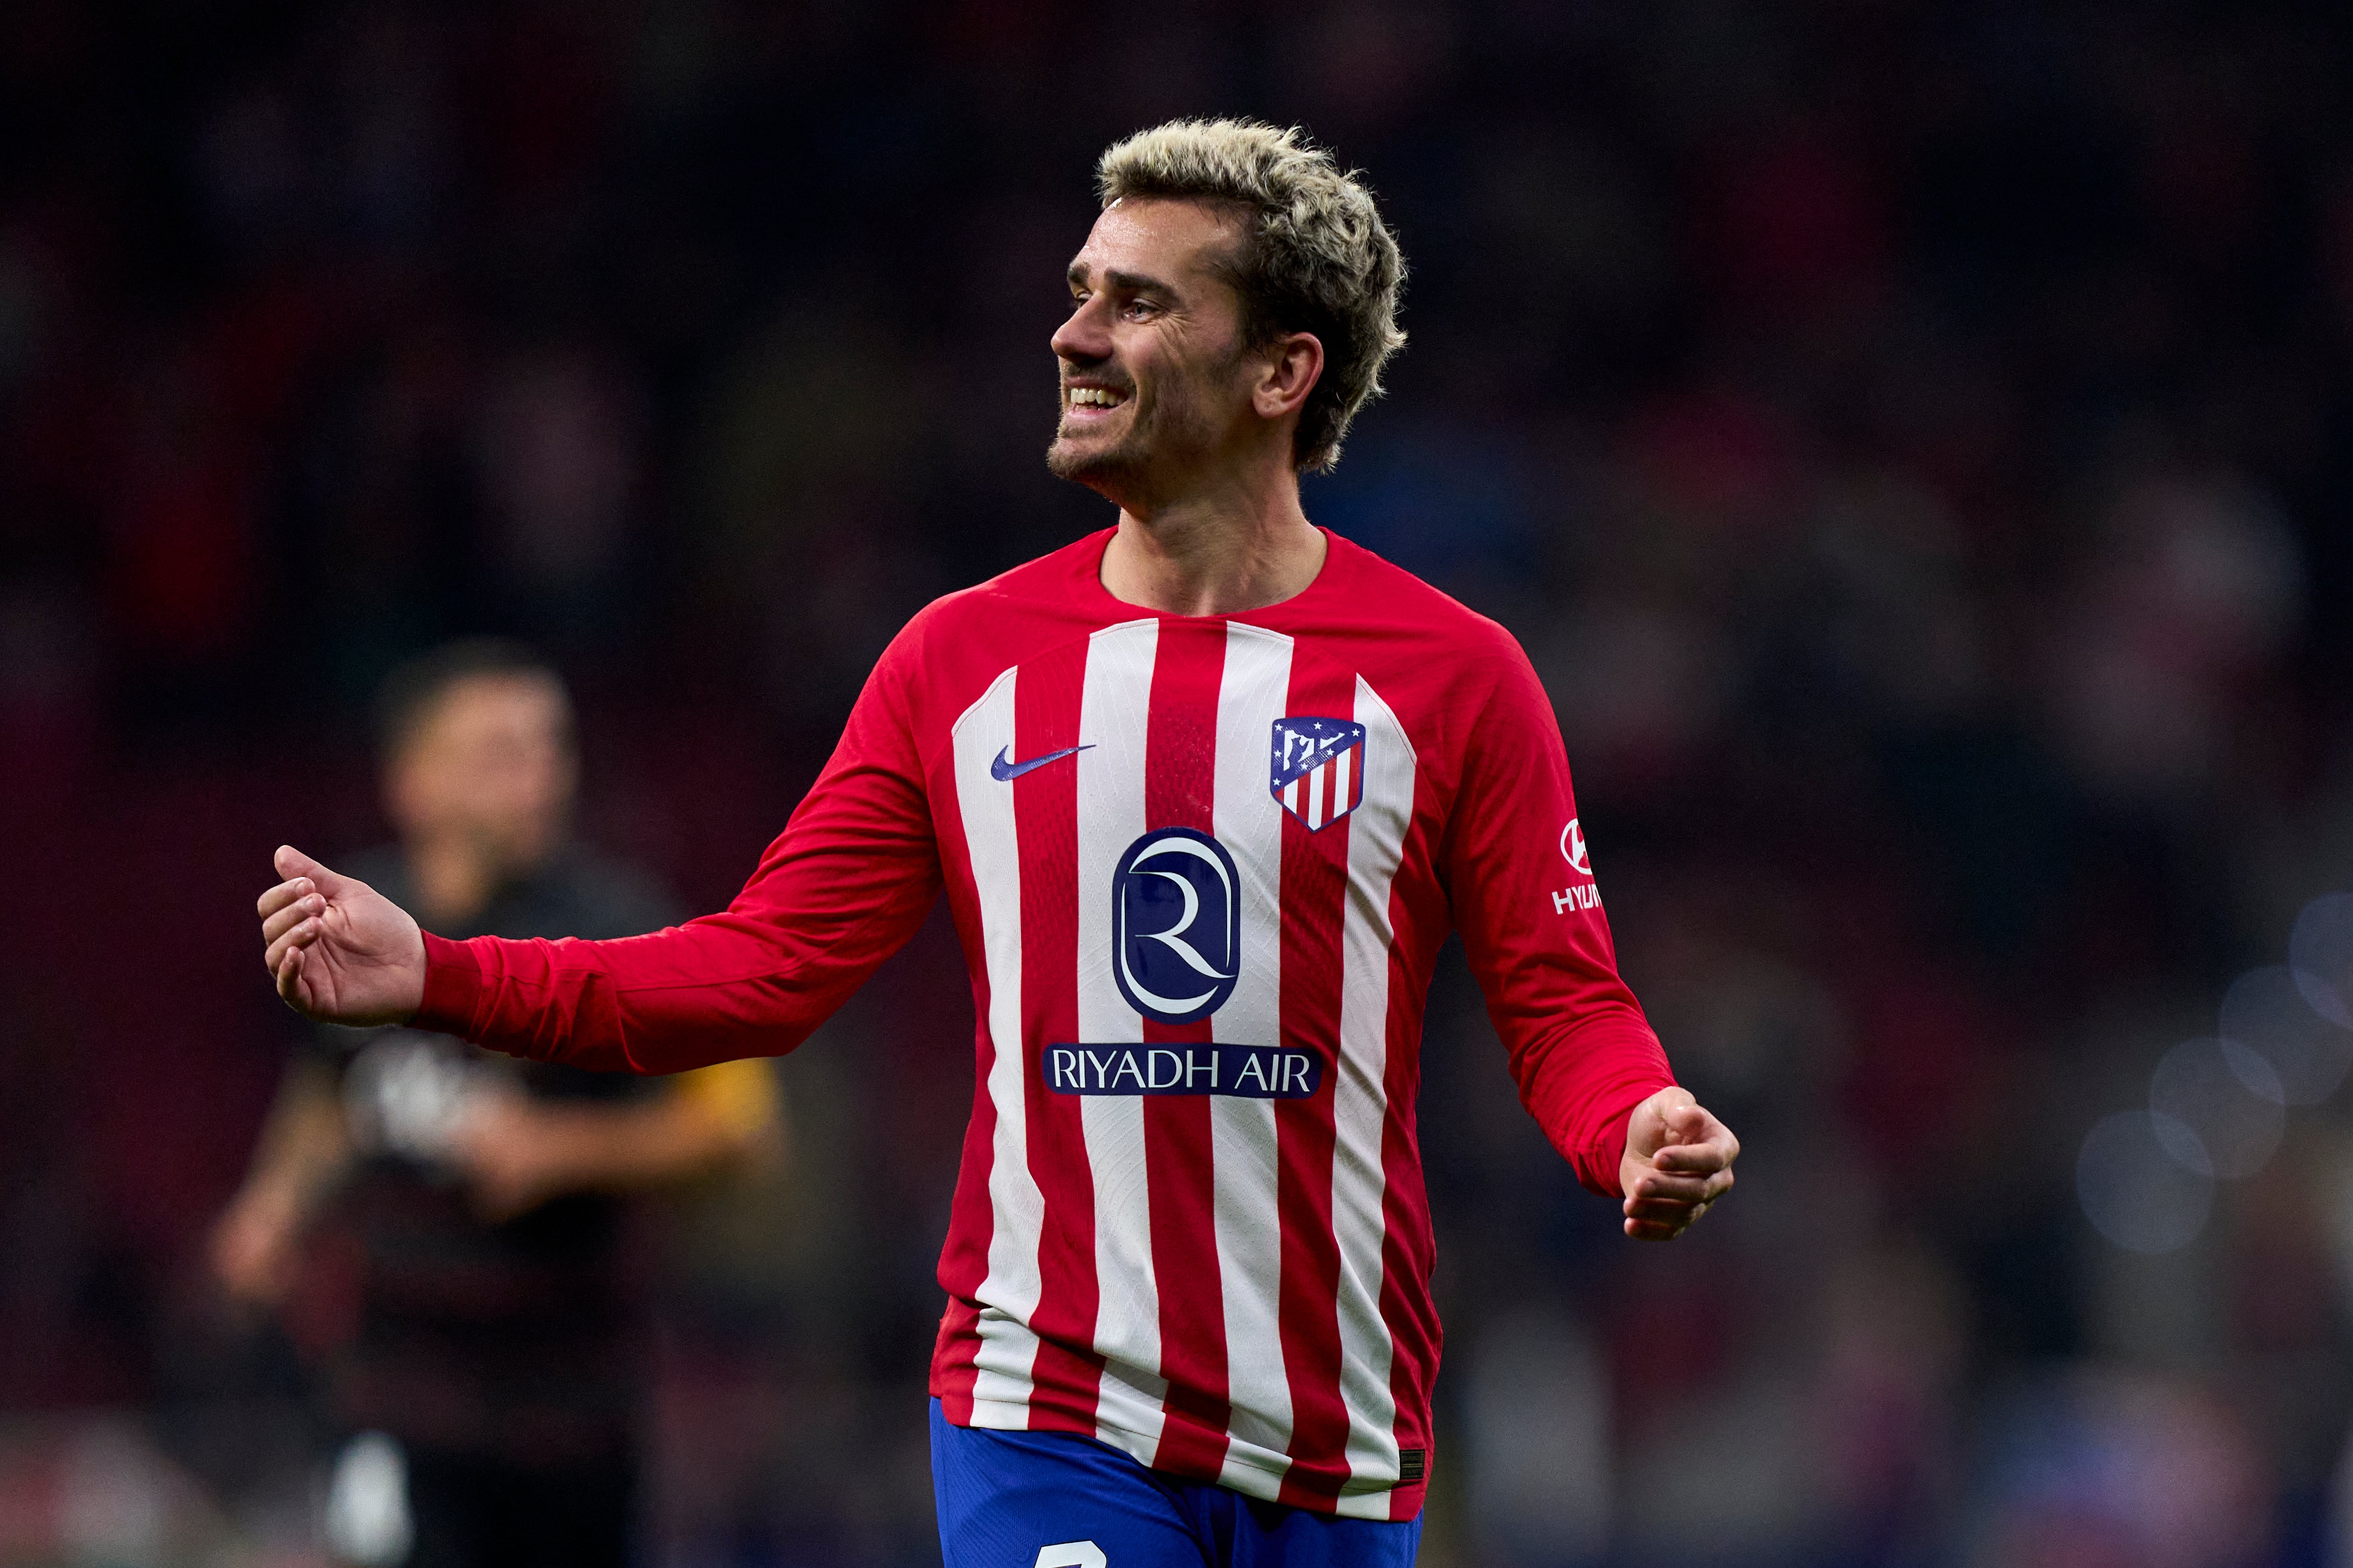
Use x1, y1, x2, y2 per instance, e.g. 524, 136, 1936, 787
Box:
955, 1394, 1423, 1520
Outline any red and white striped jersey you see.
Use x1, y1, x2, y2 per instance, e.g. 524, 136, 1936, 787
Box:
416, 528, 1675, 1519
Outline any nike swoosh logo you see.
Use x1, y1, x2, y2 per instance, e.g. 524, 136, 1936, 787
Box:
991, 744, 1094, 782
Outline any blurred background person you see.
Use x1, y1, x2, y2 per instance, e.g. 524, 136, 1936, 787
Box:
209, 639, 780, 1567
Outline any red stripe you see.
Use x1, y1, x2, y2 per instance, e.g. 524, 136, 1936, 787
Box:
1376, 889, 1437, 1509
1376, 810, 1446, 1512
1272, 655, 1354, 1506
929, 754, 999, 1424
1138, 617, 1232, 1481
1015, 642, 1104, 1435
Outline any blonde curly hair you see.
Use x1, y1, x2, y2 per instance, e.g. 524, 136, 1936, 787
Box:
1097, 118, 1406, 472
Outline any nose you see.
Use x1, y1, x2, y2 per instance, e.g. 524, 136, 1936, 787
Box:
1051, 291, 1111, 367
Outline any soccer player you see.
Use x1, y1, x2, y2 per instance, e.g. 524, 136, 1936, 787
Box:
255, 121, 1738, 1567
216, 641, 778, 1567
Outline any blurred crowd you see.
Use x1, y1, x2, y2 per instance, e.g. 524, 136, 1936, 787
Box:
4, 1, 2352, 1564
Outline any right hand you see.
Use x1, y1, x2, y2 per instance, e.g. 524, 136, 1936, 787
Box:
258, 845, 427, 1025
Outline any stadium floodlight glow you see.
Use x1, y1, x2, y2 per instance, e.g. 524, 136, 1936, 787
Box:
2290, 892, 2353, 1028
2218, 965, 2353, 1106
2146, 1037, 2284, 1180
2077, 1110, 2214, 1254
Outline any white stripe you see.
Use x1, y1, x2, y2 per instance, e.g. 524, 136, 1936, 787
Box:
1210, 623, 1295, 1496
1283, 777, 1300, 815
1307, 761, 1327, 829
1075, 619, 1165, 1454
1331, 674, 1415, 1514
1333, 744, 1353, 819
950, 666, 1045, 1418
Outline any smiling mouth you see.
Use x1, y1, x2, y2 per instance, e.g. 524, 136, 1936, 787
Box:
1064, 384, 1130, 413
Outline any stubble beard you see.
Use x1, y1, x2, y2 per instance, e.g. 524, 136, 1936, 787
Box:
1045, 392, 1151, 497
1045, 423, 1138, 490
1045, 383, 1231, 508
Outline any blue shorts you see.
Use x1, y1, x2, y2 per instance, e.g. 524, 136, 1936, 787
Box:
929, 1401, 1422, 1567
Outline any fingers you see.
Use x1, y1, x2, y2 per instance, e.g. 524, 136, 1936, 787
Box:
1622, 1164, 1735, 1241
261, 892, 325, 946
1652, 1106, 1740, 1175
274, 941, 309, 1006
263, 912, 325, 978
1622, 1192, 1714, 1238
1654, 1138, 1736, 1176
1626, 1168, 1731, 1206
1623, 1177, 1730, 1220
257, 877, 314, 919
260, 851, 329, 997
1626, 1212, 1703, 1241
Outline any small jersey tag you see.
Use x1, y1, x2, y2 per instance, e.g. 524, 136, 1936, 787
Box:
1398, 1448, 1426, 1482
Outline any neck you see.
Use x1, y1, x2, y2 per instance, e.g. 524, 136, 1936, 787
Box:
1099, 466, 1326, 616
406, 836, 500, 927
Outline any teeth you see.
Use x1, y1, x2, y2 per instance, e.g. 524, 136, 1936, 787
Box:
1069, 387, 1127, 408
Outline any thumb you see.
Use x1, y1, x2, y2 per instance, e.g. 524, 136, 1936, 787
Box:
1626, 1087, 1697, 1160
1663, 1102, 1707, 1146
274, 844, 351, 894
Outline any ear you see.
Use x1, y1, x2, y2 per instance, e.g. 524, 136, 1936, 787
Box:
1251, 332, 1324, 422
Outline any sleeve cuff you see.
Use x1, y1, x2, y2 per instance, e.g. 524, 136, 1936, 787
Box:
413, 931, 484, 1037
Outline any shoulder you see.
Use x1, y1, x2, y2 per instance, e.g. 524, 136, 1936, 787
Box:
867, 531, 1116, 723
896, 531, 1111, 646
1321, 532, 1536, 690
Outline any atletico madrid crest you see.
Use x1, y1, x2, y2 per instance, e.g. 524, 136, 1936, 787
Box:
1270, 717, 1367, 831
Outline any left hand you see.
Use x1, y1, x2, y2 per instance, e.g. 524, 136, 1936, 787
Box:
448, 1095, 573, 1222
1618, 1087, 1739, 1241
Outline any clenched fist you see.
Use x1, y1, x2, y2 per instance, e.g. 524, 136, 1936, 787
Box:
1618, 1086, 1739, 1241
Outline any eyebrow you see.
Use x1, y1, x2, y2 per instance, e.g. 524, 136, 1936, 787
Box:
1068, 262, 1180, 297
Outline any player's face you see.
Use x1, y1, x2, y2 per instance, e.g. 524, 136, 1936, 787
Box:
386, 673, 577, 872
1046, 198, 1263, 502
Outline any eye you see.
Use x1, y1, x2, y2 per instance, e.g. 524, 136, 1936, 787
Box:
1121, 298, 1158, 321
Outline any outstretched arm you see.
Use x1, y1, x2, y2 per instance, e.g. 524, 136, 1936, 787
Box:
256, 640, 942, 1072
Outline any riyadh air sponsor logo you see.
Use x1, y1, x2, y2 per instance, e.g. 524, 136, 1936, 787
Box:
991, 743, 1093, 781
1553, 816, 1601, 913
1270, 716, 1366, 830
1045, 1043, 1322, 1100
1113, 827, 1241, 1023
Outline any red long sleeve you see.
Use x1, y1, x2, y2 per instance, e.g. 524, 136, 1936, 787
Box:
413, 643, 942, 1073
1444, 640, 1675, 1198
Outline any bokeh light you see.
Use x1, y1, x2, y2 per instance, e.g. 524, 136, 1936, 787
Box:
2290, 892, 2353, 1028
2077, 1112, 2214, 1255
2145, 1037, 2284, 1180
2217, 964, 2353, 1107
